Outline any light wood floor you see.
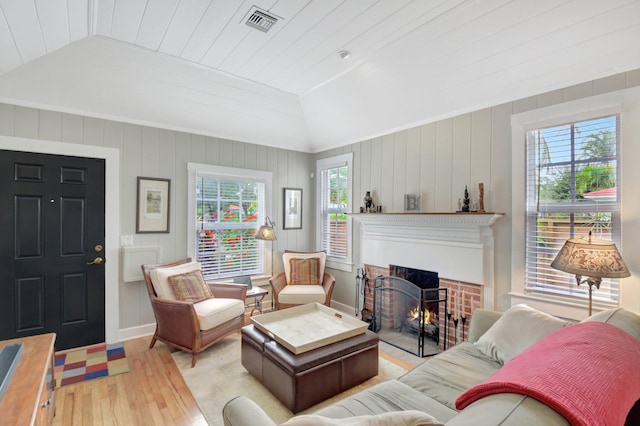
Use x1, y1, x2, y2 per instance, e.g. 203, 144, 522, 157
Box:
53, 337, 207, 426
52, 333, 423, 425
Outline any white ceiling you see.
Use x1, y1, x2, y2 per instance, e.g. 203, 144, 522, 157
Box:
1, 0, 639, 152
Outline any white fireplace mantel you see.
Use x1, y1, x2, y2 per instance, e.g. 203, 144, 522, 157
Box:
352, 212, 504, 309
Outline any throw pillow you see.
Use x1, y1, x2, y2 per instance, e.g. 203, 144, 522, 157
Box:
168, 270, 214, 303
149, 261, 202, 300
582, 308, 640, 340
282, 410, 444, 426
283, 251, 326, 285
289, 257, 321, 285
474, 304, 571, 364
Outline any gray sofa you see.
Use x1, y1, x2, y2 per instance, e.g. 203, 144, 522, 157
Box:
223, 306, 640, 425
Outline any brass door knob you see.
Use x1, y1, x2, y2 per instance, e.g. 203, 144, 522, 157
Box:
87, 257, 104, 265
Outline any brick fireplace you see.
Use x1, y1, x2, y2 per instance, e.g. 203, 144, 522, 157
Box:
353, 213, 502, 350
361, 264, 481, 351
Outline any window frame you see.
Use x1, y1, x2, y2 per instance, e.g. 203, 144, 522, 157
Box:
187, 163, 273, 277
524, 115, 621, 301
316, 153, 353, 272
511, 92, 627, 318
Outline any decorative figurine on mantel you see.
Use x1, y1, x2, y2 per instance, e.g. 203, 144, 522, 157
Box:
478, 183, 485, 213
361, 191, 378, 213
461, 186, 470, 212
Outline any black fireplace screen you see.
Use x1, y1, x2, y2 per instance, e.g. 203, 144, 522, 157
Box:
370, 276, 448, 357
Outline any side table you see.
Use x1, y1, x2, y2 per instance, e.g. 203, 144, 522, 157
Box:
246, 286, 268, 316
0, 333, 56, 425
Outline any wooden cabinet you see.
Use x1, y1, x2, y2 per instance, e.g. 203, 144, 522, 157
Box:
0, 333, 55, 425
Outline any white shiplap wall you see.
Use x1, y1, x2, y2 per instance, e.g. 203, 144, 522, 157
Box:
320, 68, 640, 316
0, 68, 639, 337
0, 105, 314, 336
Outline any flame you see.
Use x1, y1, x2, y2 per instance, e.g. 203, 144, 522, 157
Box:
408, 304, 431, 324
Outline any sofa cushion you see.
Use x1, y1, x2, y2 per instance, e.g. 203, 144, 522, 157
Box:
581, 307, 640, 339
193, 297, 244, 330
149, 261, 202, 300
457, 322, 640, 426
313, 380, 458, 423
445, 393, 569, 426
278, 284, 326, 305
282, 410, 444, 425
398, 342, 501, 410
289, 257, 322, 285
283, 251, 326, 285
168, 270, 213, 303
474, 304, 570, 364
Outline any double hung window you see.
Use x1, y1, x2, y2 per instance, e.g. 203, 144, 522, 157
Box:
317, 153, 353, 271
525, 115, 621, 302
188, 163, 271, 280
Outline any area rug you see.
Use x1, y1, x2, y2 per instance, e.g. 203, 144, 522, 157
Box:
172, 334, 409, 426
54, 342, 130, 387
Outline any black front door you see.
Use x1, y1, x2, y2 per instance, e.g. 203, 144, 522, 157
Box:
0, 150, 106, 350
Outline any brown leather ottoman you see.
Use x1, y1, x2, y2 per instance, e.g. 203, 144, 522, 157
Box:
241, 324, 379, 413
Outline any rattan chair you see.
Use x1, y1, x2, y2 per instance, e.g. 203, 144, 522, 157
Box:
141, 258, 247, 367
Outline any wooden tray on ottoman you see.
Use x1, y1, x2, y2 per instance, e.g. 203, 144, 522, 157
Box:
250, 303, 368, 354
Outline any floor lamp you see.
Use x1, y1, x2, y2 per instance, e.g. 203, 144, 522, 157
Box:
551, 231, 630, 316
255, 216, 277, 276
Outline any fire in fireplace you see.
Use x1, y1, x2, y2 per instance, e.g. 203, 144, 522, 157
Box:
404, 303, 438, 338
370, 266, 447, 357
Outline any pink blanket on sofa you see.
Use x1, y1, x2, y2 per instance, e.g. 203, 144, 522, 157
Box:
456, 322, 640, 426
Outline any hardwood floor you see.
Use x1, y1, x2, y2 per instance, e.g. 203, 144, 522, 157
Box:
52, 332, 423, 425
53, 337, 207, 426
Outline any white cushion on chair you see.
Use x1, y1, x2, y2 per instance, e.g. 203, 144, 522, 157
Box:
149, 262, 202, 300
278, 284, 327, 305
194, 298, 245, 331
282, 251, 326, 285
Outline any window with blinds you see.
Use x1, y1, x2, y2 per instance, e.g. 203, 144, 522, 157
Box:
320, 165, 348, 258
195, 175, 265, 280
525, 114, 621, 303
317, 153, 352, 264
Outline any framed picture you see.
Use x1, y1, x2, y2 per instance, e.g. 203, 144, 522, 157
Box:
136, 177, 171, 233
283, 188, 302, 229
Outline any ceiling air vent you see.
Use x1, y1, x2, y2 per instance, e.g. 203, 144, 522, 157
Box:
244, 6, 279, 33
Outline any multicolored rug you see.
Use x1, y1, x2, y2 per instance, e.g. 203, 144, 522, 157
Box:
54, 342, 130, 387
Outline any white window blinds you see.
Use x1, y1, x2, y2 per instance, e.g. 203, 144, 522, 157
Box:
195, 175, 265, 279
320, 164, 348, 258
525, 114, 621, 303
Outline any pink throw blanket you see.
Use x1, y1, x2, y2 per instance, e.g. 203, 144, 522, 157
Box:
456, 322, 640, 426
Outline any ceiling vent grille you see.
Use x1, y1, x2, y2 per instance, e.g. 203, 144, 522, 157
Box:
245, 6, 278, 33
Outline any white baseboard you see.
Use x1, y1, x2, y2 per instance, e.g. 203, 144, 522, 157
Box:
118, 323, 155, 342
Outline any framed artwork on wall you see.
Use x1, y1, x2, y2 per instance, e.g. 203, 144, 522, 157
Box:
283, 188, 302, 229
136, 177, 171, 233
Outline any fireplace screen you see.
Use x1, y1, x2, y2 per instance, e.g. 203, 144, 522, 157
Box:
370, 276, 448, 357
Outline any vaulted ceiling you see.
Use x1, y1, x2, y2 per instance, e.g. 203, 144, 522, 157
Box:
1, 0, 639, 152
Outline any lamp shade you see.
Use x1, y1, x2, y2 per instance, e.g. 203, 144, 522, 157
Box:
551, 236, 630, 278
255, 217, 276, 241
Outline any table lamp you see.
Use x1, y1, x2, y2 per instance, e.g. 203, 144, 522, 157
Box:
551, 231, 630, 315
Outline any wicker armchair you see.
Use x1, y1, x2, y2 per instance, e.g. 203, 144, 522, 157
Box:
141, 258, 247, 367
269, 251, 335, 310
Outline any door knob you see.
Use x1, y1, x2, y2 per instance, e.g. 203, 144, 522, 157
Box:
87, 257, 104, 265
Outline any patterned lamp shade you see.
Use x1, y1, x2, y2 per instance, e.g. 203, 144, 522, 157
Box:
255, 217, 276, 241
551, 236, 630, 279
